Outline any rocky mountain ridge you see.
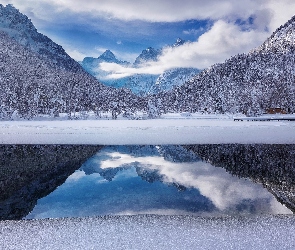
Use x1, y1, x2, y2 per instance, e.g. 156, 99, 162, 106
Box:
0, 4, 79, 71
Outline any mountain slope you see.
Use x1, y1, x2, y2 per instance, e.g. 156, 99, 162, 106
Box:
151, 68, 200, 94
155, 16, 295, 115
254, 15, 295, 54
0, 4, 80, 71
0, 4, 143, 120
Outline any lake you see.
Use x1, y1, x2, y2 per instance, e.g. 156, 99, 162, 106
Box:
0, 144, 294, 220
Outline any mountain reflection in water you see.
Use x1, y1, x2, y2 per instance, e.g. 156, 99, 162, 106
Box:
186, 144, 295, 213
0, 145, 102, 220
25, 145, 292, 219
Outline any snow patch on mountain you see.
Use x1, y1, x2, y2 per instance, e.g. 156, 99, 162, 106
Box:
172, 38, 186, 47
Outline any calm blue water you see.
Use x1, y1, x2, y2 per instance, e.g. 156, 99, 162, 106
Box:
25, 145, 291, 219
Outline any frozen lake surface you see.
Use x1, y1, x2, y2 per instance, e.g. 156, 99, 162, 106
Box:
0, 118, 295, 144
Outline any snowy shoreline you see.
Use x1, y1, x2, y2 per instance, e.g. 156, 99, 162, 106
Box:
1, 215, 295, 249
0, 118, 295, 144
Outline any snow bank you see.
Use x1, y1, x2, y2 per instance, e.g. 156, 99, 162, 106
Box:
0, 119, 294, 144
1, 215, 295, 250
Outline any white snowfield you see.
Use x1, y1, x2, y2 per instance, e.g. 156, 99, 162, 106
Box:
0, 117, 295, 144
1, 215, 295, 250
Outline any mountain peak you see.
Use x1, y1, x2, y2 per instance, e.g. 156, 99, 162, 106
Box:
0, 3, 18, 13
81, 50, 130, 75
0, 4, 36, 32
97, 50, 131, 65
98, 50, 117, 62
173, 38, 185, 47
134, 47, 161, 66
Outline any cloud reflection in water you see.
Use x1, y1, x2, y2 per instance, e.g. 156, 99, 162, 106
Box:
26, 146, 291, 219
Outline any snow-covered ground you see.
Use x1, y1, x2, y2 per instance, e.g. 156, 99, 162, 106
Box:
0, 116, 295, 144
1, 215, 295, 250
1, 116, 294, 250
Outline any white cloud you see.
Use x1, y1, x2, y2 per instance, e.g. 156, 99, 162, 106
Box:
86, 148, 290, 213
0, 0, 60, 23
99, 62, 163, 79
66, 170, 86, 182
2, 0, 295, 77
100, 20, 269, 78
266, 0, 295, 31
183, 28, 205, 36
66, 49, 88, 61
4, 0, 295, 30
22, 0, 265, 23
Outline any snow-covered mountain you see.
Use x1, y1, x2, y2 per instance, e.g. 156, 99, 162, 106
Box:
2, 3, 294, 119
98, 49, 126, 63
134, 47, 161, 66
80, 39, 200, 96
155, 16, 295, 115
0, 4, 79, 71
0, 4, 142, 120
81, 49, 130, 77
253, 17, 295, 54
81, 48, 160, 92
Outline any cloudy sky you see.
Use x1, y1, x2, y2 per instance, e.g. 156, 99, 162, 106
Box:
2, 0, 295, 77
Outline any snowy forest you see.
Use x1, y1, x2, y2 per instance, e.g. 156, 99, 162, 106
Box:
0, 4, 295, 120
